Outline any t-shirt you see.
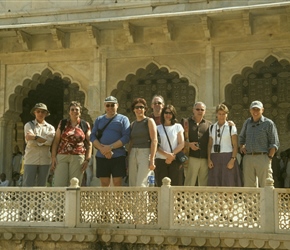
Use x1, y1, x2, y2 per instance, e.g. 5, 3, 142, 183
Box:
90, 114, 130, 158
156, 123, 184, 160
0, 180, 9, 186
209, 121, 237, 153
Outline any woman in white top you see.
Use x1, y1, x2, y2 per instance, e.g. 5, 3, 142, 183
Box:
207, 104, 242, 186
155, 105, 184, 186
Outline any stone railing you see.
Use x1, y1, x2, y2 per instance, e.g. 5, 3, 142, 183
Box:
0, 177, 290, 249
0, 177, 289, 233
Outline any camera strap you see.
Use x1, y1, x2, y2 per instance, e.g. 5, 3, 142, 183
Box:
215, 124, 225, 145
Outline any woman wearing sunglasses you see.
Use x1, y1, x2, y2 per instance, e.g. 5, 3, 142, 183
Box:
207, 104, 242, 186
51, 101, 92, 187
155, 105, 185, 186
128, 98, 158, 186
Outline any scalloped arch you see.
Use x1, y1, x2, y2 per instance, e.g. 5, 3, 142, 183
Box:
6, 68, 88, 118
111, 62, 196, 122
225, 55, 290, 151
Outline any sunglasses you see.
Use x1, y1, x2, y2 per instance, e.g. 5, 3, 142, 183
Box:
195, 108, 205, 112
70, 108, 80, 112
106, 104, 116, 108
164, 111, 173, 115
35, 110, 47, 114
217, 128, 220, 137
134, 106, 145, 110
153, 102, 162, 105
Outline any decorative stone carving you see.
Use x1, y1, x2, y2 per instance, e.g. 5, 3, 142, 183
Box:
69, 177, 80, 188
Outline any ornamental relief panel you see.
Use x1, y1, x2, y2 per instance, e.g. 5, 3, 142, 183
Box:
225, 56, 290, 151
112, 63, 196, 123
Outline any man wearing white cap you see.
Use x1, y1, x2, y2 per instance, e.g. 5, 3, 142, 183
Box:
90, 96, 130, 187
239, 100, 279, 187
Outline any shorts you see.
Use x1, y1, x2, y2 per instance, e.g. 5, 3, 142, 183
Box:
96, 156, 126, 178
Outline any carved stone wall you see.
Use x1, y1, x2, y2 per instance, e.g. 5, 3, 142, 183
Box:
225, 56, 290, 151
112, 63, 196, 122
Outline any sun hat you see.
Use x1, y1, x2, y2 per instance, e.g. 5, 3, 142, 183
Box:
30, 103, 50, 116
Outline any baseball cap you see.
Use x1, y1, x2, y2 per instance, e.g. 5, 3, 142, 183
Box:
104, 96, 118, 103
250, 100, 263, 109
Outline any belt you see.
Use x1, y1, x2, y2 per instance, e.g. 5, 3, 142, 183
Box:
246, 152, 267, 155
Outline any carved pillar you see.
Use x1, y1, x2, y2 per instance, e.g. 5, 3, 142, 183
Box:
0, 118, 10, 174
88, 47, 106, 187
261, 170, 275, 233
204, 44, 214, 106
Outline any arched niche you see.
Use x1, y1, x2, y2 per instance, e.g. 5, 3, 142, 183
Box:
225, 55, 290, 151
0, 68, 92, 177
111, 62, 196, 122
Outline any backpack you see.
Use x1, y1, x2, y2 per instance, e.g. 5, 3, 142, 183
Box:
60, 119, 88, 135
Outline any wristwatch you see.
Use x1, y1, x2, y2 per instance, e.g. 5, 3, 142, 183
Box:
110, 144, 114, 149
231, 157, 236, 160
268, 155, 273, 159
35, 135, 39, 140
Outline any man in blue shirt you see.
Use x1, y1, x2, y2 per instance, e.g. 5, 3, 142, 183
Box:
239, 100, 279, 187
90, 96, 130, 187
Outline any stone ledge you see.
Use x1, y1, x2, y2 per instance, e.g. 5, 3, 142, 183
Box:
1, 227, 290, 249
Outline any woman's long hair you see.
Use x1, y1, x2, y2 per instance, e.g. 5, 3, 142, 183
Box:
160, 105, 178, 125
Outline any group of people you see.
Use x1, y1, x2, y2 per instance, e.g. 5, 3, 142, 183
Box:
183, 100, 279, 188
90, 95, 187, 187
21, 101, 92, 187
89, 95, 280, 188
1, 96, 281, 189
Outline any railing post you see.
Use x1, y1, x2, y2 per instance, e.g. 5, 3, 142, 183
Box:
261, 171, 275, 233
160, 177, 171, 229
65, 177, 80, 228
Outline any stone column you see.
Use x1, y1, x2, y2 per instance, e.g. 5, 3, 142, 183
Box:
202, 43, 216, 121
88, 47, 106, 187
261, 170, 275, 233
65, 178, 80, 228
0, 117, 10, 174
204, 43, 214, 107
160, 177, 171, 229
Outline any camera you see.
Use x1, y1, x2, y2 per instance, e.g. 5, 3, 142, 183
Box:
214, 144, 220, 153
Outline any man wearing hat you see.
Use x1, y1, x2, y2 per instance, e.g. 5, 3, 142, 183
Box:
22, 103, 55, 187
90, 96, 130, 187
239, 100, 279, 187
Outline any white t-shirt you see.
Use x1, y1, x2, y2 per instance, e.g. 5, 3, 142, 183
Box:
0, 180, 9, 186
156, 123, 184, 160
209, 121, 237, 153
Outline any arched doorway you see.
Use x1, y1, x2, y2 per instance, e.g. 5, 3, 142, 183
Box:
2, 68, 92, 178
111, 63, 196, 122
225, 55, 290, 151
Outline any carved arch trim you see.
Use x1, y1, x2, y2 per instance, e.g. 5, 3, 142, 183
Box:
111, 62, 196, 121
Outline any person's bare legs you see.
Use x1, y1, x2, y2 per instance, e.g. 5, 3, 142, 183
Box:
112, 177, 122, 186
100, 177, 122, 186
100, 177, 111, 187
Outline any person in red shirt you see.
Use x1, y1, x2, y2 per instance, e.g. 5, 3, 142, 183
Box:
51, 101, 92, 187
